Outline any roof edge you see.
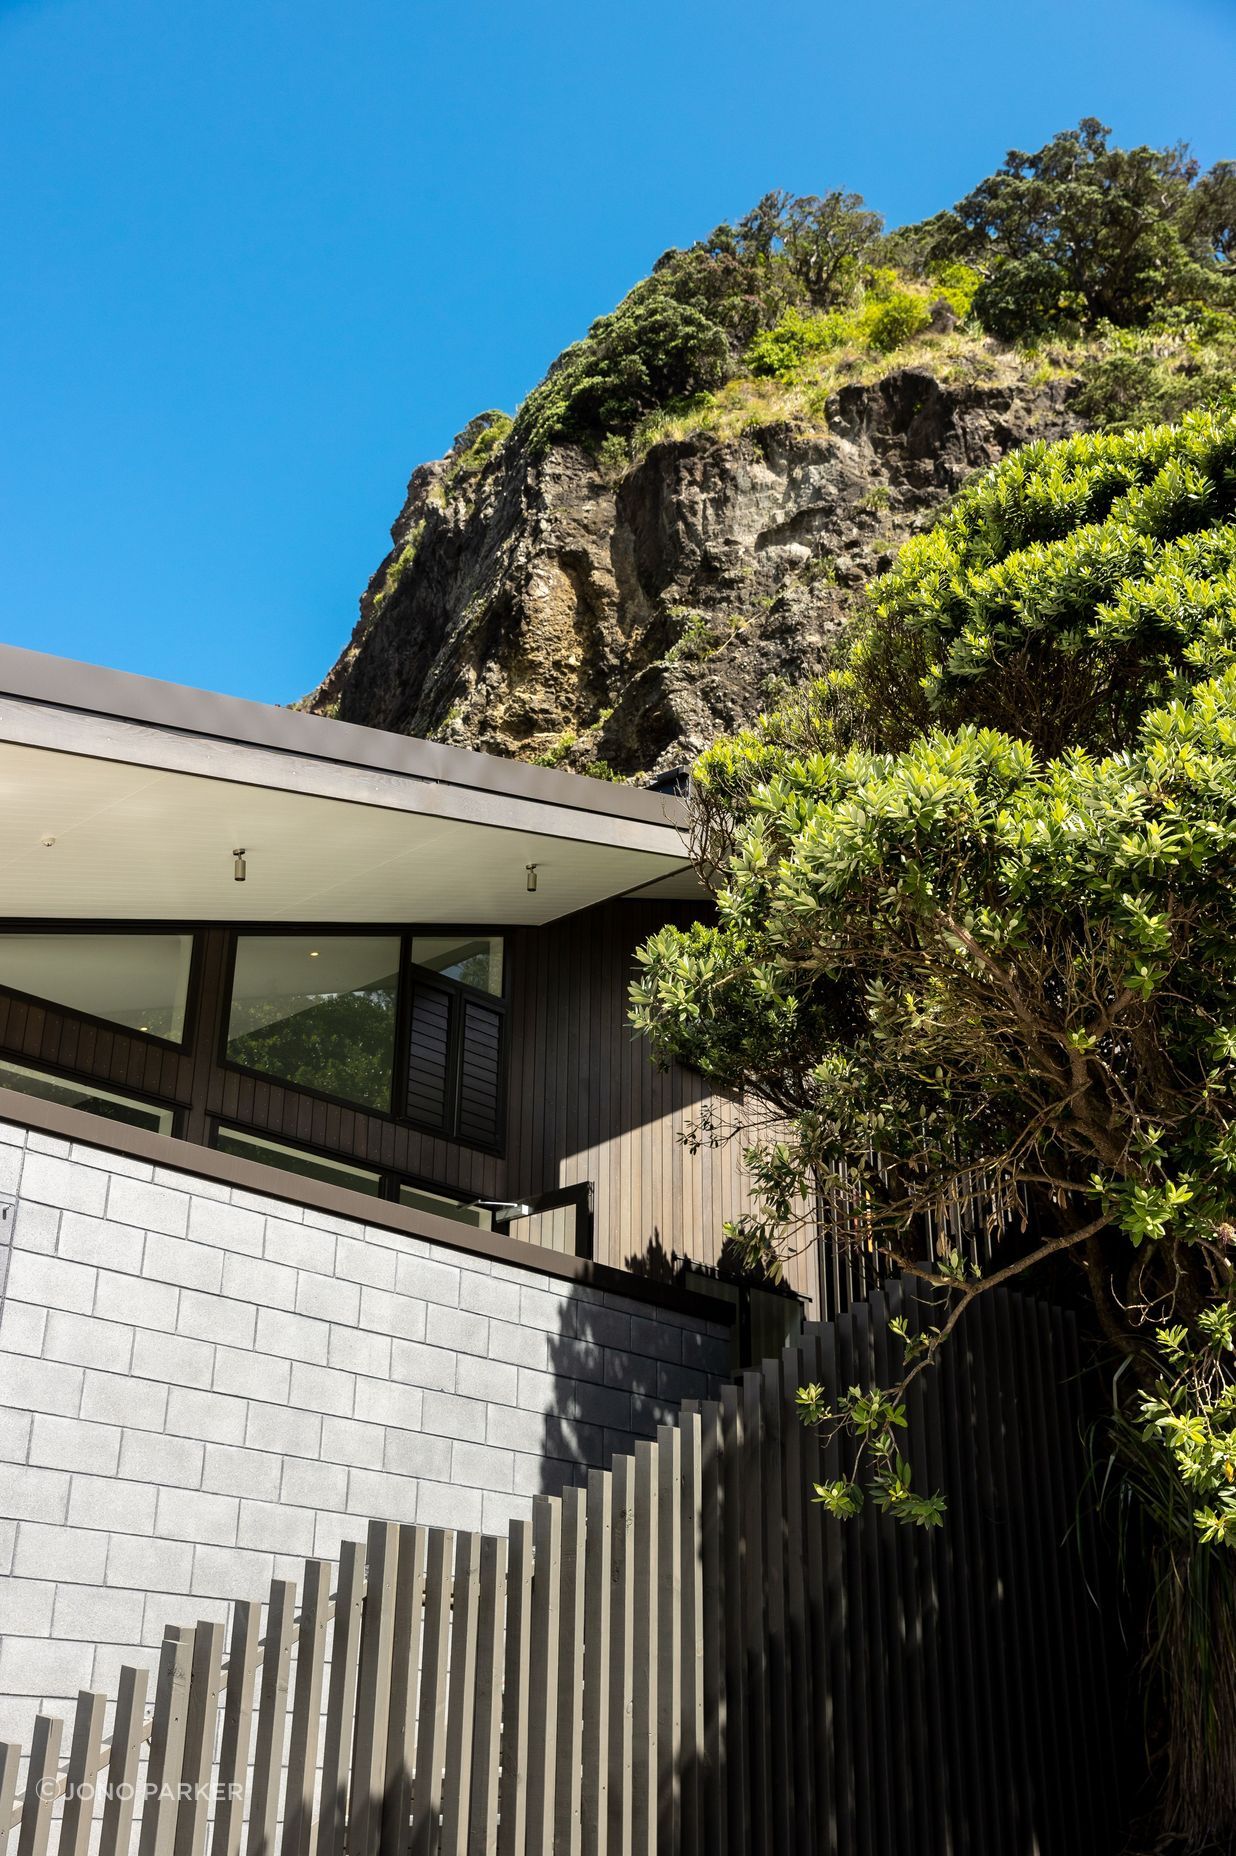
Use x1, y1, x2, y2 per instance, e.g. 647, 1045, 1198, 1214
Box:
0, 643, 690, 832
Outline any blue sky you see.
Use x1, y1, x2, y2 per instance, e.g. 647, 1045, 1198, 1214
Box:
1, 0, 1232, 706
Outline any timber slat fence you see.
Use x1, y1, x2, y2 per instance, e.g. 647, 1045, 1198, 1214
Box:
0, 1281, 1124, 1856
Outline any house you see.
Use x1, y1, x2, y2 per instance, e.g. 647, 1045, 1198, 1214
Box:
0, 643, 805, 1731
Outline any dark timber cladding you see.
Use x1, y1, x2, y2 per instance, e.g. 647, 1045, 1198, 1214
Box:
0, 899, 795, 1289
504, 899, 796, 1292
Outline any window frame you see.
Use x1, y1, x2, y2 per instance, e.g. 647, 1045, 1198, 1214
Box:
0, 920, 203, 1054
217, 923, 510, 1154
207, 1121, 496, 1223
0, 1050, 184, 1138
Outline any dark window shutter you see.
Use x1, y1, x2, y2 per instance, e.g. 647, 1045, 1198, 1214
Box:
456, 999, 503, 1147
406, 982, 452, 1129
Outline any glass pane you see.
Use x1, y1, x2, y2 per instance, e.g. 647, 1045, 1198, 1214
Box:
226, 936, 400, 1111
398, 1183, 492, 1231
0, 1058, 174, 1136
0, 933, 193, 1041
216, 1128, 382, 1196
409, 936, 503, 997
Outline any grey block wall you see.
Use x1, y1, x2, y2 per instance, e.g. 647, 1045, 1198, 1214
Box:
0, 1116, 727, 1739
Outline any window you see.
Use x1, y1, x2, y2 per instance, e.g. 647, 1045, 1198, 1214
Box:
410, 936, 503, 997
404, 941, 505, 1147
0, 932, 193, 1041
398, 1183, 493, 1230
215, 1128, 382, 1195
0, 1058, 175, 1136
226, 936, 400, 1112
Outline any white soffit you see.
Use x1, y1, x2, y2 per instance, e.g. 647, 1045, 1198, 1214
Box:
0, 741, 703, 922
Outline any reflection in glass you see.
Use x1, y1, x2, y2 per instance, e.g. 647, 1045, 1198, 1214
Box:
226, 937, 400, 1111
216, 1127, 382, 1195
398, 1183, 493, 1230
409, 936, 503, 996
0, 1059, 174, 1135
0, 933, 194, 1041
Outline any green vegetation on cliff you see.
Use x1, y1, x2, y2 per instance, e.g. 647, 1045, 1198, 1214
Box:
506, 121, 1234, 462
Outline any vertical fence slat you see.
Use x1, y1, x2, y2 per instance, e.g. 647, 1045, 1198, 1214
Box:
467, 1535, 506, 1856
0, 1744, 21, 1856
410, 1528, 454, 1856
679, 1410, 704, 1856
496, 1519, 532, 1856
720, 1386, 748, 1852
655, 1425, 681, 1855
832, 1314, 875, 1856
698, 1402, 726, 1856
177, 1622, 226, 1856
553, 1487, 586, 1856
281, 1560, 332, 1856
630, 1442, 658, 1856
761, 1360, 794, 1856
17, 1717, 64, 1856
141, 1629, 195, 1856
210, 1602, 259, 1856
383, 1525, 428, 1856
524, 1496, 562, 1856
57, 1691, 107, 1856
580, 1469, 611, 1856
319, 1542, 365, 1856
100, 1667, 149, 1856
350, 1523, 398, 1856
779, 1348, 816, 1856
606, 1458, 635, 1856
441, 1531, 482, 1856
741, 1372, 771, 1856
246, 1583, 296, 1856
798, 1334, 838, 1856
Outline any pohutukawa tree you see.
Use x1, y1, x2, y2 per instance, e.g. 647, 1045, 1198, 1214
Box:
630, 409, 1236, 1847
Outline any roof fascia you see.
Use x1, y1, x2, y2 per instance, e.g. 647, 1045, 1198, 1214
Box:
0, 643, 690, 834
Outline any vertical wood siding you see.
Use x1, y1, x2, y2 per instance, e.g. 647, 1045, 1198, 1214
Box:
507, 903, 783, 1292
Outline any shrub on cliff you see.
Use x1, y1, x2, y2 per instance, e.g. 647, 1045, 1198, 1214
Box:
514, 191, 886, 451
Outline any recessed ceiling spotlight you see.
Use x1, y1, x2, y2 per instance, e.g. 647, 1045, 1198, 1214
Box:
308, 950, 320, 958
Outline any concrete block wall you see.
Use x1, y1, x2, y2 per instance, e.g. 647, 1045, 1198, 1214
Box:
0, 1117, 728, 1740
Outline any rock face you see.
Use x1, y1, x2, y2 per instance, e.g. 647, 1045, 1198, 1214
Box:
305, 367, 1080, 778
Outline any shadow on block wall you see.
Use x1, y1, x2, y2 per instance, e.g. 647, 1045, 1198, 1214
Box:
535, 1236, 728, 1501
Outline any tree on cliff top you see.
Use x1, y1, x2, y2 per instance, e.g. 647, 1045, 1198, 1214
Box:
914, 118, 1234, 339
631, 409, 1236, 1846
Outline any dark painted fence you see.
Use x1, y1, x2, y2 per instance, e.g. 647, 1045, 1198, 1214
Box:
0, 1280, 1125, 1856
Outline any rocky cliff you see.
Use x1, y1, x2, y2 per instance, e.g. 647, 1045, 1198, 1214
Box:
305, 364, 1081, 779
304, 127, 1236, 777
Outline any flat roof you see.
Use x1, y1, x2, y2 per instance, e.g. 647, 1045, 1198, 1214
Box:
0, 645, 702, 924
0, 644, 688, 825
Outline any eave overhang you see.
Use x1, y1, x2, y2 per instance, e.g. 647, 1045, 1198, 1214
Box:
0, 645, 704, 924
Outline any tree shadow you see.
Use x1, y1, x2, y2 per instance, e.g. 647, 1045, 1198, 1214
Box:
535, 1229, 731, 1499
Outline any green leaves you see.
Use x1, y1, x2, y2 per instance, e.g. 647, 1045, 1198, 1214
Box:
633, 409, 1236, 1551
920, 119, 1231, 339
813, 410, 1236, 762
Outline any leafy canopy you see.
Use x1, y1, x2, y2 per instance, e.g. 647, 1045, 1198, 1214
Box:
632, 410, 1236, 1540
808, 410, 1236, 758
915, 118, 1234, 340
